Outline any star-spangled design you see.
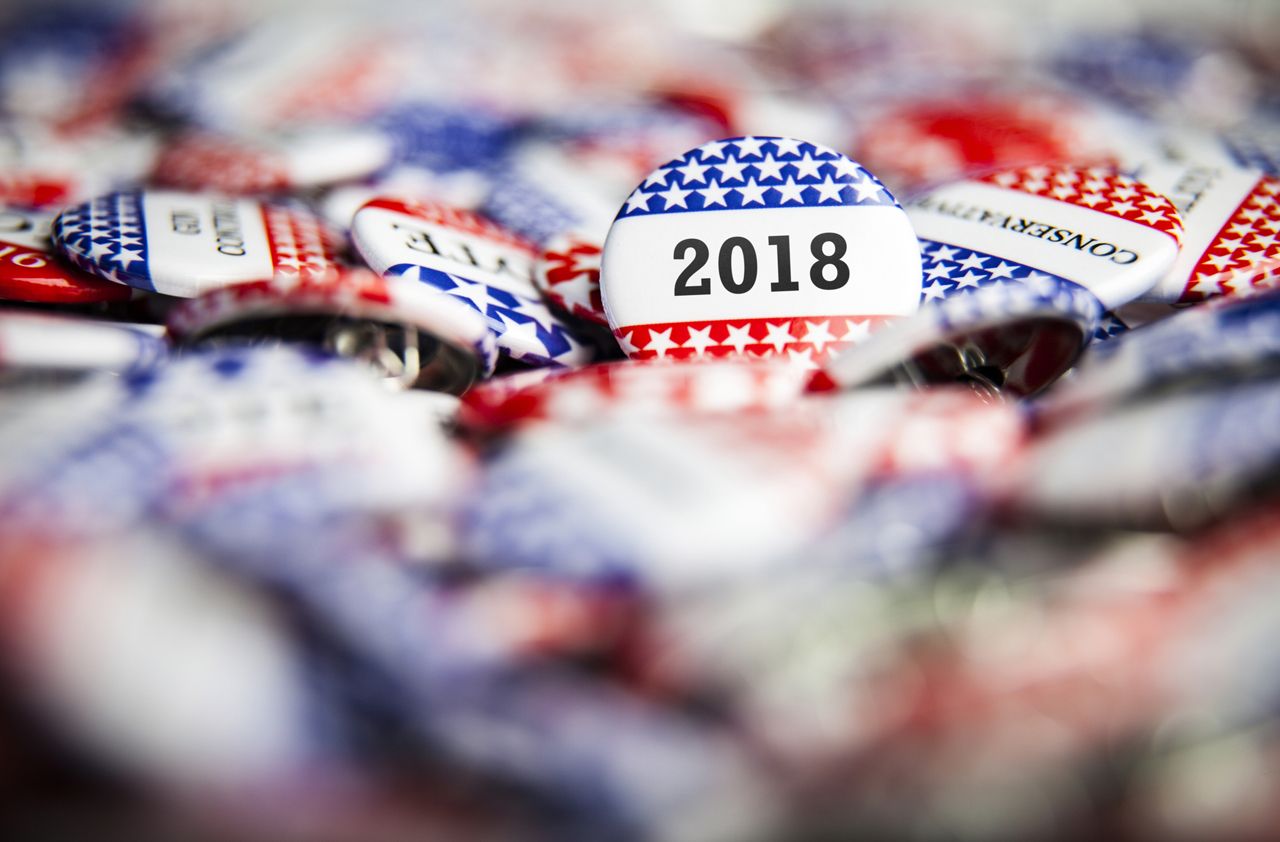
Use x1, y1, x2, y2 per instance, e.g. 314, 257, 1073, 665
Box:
1180, 175, 1280, 303
385, 263, 592, 368
616, 137, 900, 218
614, 315, 897, 368
534, 234, 607, 325
915, 238, 1087, 303
153, 134, 291, 193
52, 191, 152, 290
979, 165, 1184, 245
482, 169, 585, 247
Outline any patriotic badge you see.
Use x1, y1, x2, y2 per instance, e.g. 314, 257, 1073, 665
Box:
811, 274, 1103, 397
905, 164, 1184, 311
1131, 157, 1279, 303
353, 197, 594, 368
535, 233, 607, 325
51, 191, 344, 298
167, 267, 496, 392
0, 205, 131, 304
600, 136, 922, 369
152, 127, 393, 194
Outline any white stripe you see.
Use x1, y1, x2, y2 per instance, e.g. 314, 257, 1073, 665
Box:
601, 205, 921, 327
142, 193, 274, 297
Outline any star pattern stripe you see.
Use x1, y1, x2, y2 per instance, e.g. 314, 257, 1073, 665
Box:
1180, 175, 1280, 302
534, 234, 607, 325
385, 263, 593, 368
51, 191, 152, 290
153, 134, 291, 193
617, 136, 899, 219
977, 165, 1184, 244
917, 238, 1107, 340
261, 204, 343, 280
614, 315, 898, 369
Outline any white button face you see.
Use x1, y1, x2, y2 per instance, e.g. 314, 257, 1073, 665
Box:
905, 165, 1184, 311
51, 191, 341, 298
351, 197, 540, 297
600, 136, 922, 369
1130, 158, 1280, 303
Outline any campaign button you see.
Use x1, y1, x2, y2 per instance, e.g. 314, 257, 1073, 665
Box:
152, 127, 394, 194
0, 206, 131, 304
384, 263, 593, 369
811, 274, 1102, 398
167, 267, 495, 392
905, 164, 1184, 310
351, 196, 540, 297
51, 191, 344, 299
601, 136, 921, 367
1131, 159, 1279, 303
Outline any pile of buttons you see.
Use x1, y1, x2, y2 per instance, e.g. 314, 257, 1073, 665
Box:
2, 0, 1280, 838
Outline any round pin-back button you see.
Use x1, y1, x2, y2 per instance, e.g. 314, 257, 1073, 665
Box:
601, 136, 922, 367
0, 205, 132, 304
810, 275, 1103, 398
51, 191, 343, 298
1130, 159, 1279, 303
905, 164, 1184, 311
152, 126, 394, 194
167, 267, 496, 392
353, 197, 595, 368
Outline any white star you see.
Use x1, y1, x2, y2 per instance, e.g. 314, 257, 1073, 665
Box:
841, 319, 871, 343
659, 184, 692, 210
444, 277, 502, 311
787, 347, 818, 370
813, 177, 846, 203
734, 136, 767, 158
723, 322, 755, 353
924, 263, 954, 281
1139, 209, 1169, 226
831, 158, 864, 180
114, 248, 143, 269
791, 154, 824, 180
715, 157, 749, 183
676, 159, 711, 184
953, 270, 985, 288
699, 181, 731, 207
683, 325, 716, 355
1077, 192, 1103, 207
88, 240, 114, 262
643, 167, 673, 188
770, 137, 803, 157
1189, 272, 1223, 296
753, 154, 786, 182
992, 172, 1020, 187
762, 321, 794, 351
801, 319, 837, 350
616, 329, 640, 355
773, 177, 807, 204
1050, 185, 1076, 200
623, 190, 652, 214
1250, 233, 1277, 249
1141, 194, 1170, 210
734, 178, 768, 205
850, 176, 885, 203
1204, 251, 1235, 271
1108, 200, 1137, 214
698, 141, 731, 161
645, 327, 680, 357
1112, 184, 1138, 200
957, 252, 988, 272
987, 261, 1017, 280
496, 314, 551, 358
930, 243, 960, 263
922, 280, 948, 301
